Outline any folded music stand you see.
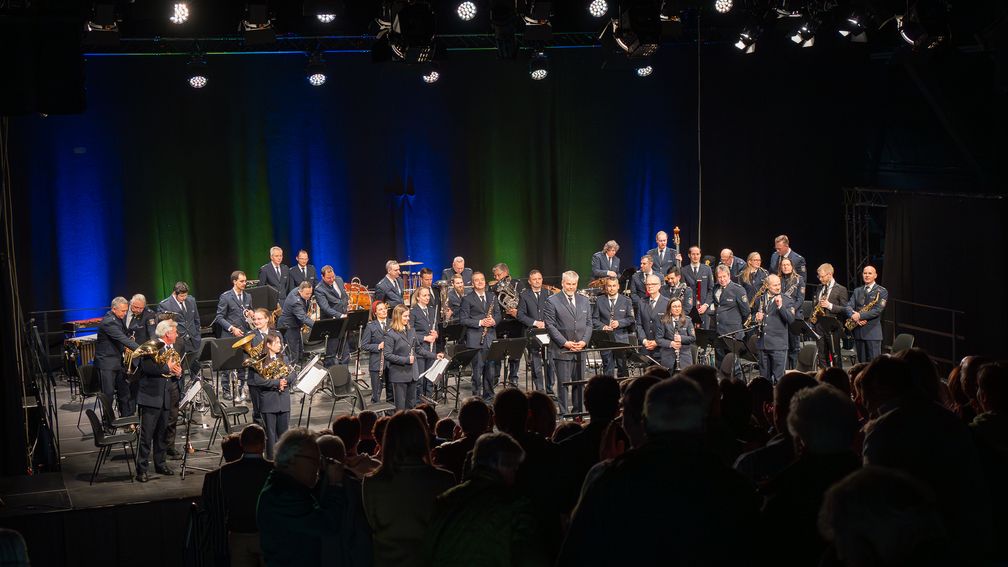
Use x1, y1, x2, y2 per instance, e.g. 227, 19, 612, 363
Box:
486, 338, 527, 394
442, 348, 479, 415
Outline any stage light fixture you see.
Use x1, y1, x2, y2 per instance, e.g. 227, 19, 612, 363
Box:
85, 3, 119, 46
457, 1, 477, 21
734, 25, 760, 54
714, 0, 732, 14
170, 2, 190, 24
522, 0, 553, 41
242, 3, 275, 45
388, 1, 436, 63
588, 0, 608, 18
187, 53, 208, 89
305, 0, 344, 23
610, 2, 661, 58
897, 1, 948, 50
422, 70, 440, 84
636, 64, 653, 77
529, 52, 548, 80
837, 13, 868, 42
306, 51, 326, 86
790, 18, 817, 47
490, 0, 518, 59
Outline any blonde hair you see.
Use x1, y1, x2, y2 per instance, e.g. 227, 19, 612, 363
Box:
391, 304, 410, 333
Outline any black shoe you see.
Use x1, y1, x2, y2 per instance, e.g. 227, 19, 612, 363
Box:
136, 472, 149, 483
155, 466, 175, 476
166, 449, 182, 460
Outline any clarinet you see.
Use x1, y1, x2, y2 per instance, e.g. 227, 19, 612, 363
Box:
479, 295, 494, 346
377, 319, 386, 380
672, 318, 681, 371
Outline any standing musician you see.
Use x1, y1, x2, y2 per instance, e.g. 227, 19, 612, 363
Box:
361, 302, 393, 405
445, 274, 466, 325
157, 281, 201, 378
415, 268, 438, 309
768, 235, 807, 292
544, 271, 593, 416
314, 265, 350, 367
778, 257, 804, 369
289, 249, 317, 290
386, 304, 443, 410
276, 281, 314, 364
739, 252, 769, 301
244, 308, 272, 427
656, 298, 696, 371
410, 287, 440, 403
134, 320, 184, 482
374, 260, 405, 309
441, 256, 474, 286
259, 246, 291, 297
630, 255, 657, 306
812, 263, 849, 367
660, 267, 695, 315
755, 275, 795, 384
214, 271, 254, 402
846, 265, 888, 363
635, 275, 670, 361
648, 230, 680, 277
707, 265, 750, 365
516, 269, 554, 392
248, 332, 293, 459
96, 296, 140, 417
460, 272, 502, 401
492, 263, 524, 388
681, 246, 715, 329
125, 294, 156, 415
591, 240, 622, 278
593, 276, 634, 377
718, 248, 747, 283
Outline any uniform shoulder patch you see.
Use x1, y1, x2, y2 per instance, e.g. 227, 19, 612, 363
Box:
741, 294, 748, 303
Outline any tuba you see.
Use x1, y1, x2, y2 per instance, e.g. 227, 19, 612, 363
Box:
494, 277, 520, 312
302, 296, 320, 341
232, 332, 267, 368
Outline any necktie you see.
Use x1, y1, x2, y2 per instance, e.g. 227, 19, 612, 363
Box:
534, 292, 540, 302
275, 265, 280, 279
237, 293, 243, 305
126, 313, 133, 328
660, 249, 664, 262
610, 298, 616, 313
568, 295, 575, 310
380, 321, 385, 332
179, 300, 186, 313
334, 284, 340, 298
693, 266, 698, 277
651, 298, 657, 311
608, 257, 612, 269
302, 267, 307, 279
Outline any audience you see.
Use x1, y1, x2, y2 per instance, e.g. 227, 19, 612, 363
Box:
679, 364, 742, 465
200, 433, 243, 567
558, 377, 759, 565
423, 433, 549, 566
719, 377, 764, 447
361, 412, 454, 567
747, 376, 774, 433
433, 417, 456, 446
526, 391, 557, 439
816, 366, 852, 397
356, 411, 379, 456
372, 416, 390, 457
557, 375, 621, 513
551, 421, 581, 443
220, 424, 273, 567
431, 397, 490, 482
969, 361, 1008, 560
0, 529, 30, 567
414, 403, 439, 443
331, 415, 361, 458
316, 435, 373, 566
895, 347, 941, 402
958, 355, 992, 423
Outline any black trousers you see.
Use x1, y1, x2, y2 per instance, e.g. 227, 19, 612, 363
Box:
137, 403, 169, 473
282, 327, 303, 364
163, 379, 181, 452
262, 411, 290, 460
393, 381, 417, 411
99, 367, 130, 416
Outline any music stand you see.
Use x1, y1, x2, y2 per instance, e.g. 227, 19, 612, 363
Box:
442, 348, 479, 415
816, 316, 843, 367
486, 338, 526, 394
618, 268, 636, 291
209, 337, 248, 403
307, 318, 347, 393
343, 310, 369, 372
247, 284, 279, 311
720, 332, 753, 380
496, 319, 525, 339
790, 319, 822, 342
179, 381, 210, 479
694, 329, 716, 366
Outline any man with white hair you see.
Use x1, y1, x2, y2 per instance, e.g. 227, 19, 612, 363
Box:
441, 256, 473, 286
258, 246, 291, 296
95, 296, 140, 416
591, 240, 621, 279
374, 260, 405, 309
544, 271, 593, 415
135, 319, 184, 482
124, 294, 157, 415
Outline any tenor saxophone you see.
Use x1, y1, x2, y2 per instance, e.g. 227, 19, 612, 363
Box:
845, 291, 880, 331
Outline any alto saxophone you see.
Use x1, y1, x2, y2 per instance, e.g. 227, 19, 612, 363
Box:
745, 278, 769, 326
845, 291, 880, 331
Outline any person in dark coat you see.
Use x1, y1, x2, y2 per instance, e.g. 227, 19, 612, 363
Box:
219, 425, 274, 567
432, 397, 491, 482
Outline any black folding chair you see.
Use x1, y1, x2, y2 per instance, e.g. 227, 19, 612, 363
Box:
201, 380, 249, 450
85, 408, 138, 485
327, 365, 365, 423
96, 392, 140, 434
76, 365, 102, 431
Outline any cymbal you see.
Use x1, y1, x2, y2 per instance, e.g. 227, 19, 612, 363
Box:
398, 260, 423, 267
232, 333, 255, 349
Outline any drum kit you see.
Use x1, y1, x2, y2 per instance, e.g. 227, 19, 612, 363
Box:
343, 259, 425, 312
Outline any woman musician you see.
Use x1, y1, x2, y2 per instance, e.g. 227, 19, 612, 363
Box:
778, 257, 804, 368
655, 298, 696, 371
739, 252, 769, 299
247, 332, 293, 459
361, 301, 393, 405
384, 304, 444, 410
410, 287, 440, 402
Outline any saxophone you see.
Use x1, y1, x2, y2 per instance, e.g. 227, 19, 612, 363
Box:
845, 291, 880, 331
745, 278, 769, 326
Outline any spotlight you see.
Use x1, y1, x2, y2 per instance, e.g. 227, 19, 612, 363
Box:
306, 51, 326, 86
187, 53, 208, 89
838, 13, 868, 43
242, 3, 275, 45
317, 13, 335, 23
304, 1, 344, 23
897, 1, 948, 50
790, 18, 817, 47
734, 25, 760, 54
588, 0, 608, 18
170, 2, 190, 24
636, 64, 653, 77
85, 3, 119, 46
522, 0, 553, 41
456, 1, 477, 21
389, 1, 436, 63
422, 70, 440, 84
529, 52, 548, 81
714, 0, 732, 14
608, 2, 661, 58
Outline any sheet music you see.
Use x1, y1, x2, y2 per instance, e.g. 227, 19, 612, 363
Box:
298, 355, 321, 381
180, 380, 202, 406
420, 358, 449, 383
296, 366, 328, 395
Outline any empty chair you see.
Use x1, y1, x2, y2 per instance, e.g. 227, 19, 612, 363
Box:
96, 392, 139, 434
326, 365, 365, 423
85, 408, 137, 485
201, 380, 249, 450
795, 343, 819, 372
76, 365, 102, 431
890, 333, 915, 354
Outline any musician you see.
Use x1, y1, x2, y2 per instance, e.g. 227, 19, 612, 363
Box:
635, 275, 670, 360
655, 298, 696, 371
845, 265, 888, 363
516, 269, 554, 392
445, 274, 466, 325
739, 252, 769, 300
361, 302, 393, 404
660, 267, 694, 314
630, 255, 657, 305
681, 246, 715, 329
460, 272, 502, 400
492, 263, 523, 388
374, 260, 405, 309
648, 230, 680, 277
245, 308, 272, 426
591, 240, 621, 278
276, 282, 314, 364
768, 235, 807, 292
417, 268, 439, 311
441, 256, 473, 286
386, 304, 443, 410
126, 294, 157, 345
247, 333, 293, 458
755, 275, 795, 384
410, 287, 440, 403
707, 265, 751, 365
314, 265, 350, 367
135, 320, 184, 482
289, 249, 317, 290
96, 296, 140, 417
813, 263, 849, 367
259, 246, 292, 297
718, 249, 746, 283
157, 281, 201, 378
212, 271, 254, 401
593, 276, 634, 377
543, 271, 593, 415
779, 257, 804, 368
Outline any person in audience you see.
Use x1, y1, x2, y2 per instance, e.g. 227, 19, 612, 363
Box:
895, 347, 942, 403
558, 377, 759, 565
434, 418, 456, 446
356, 411, 379, 456
558, 375, 621, 513
970, 361, 1008, 561
373, 416, 391, 458
526, 391, 558, 440
415, 404, 440, 444
362, 412, 455, 567
316, 435, 374, 567
331, 415, 361, 458
423, 433, 549, 566
200, 434, 243, 567
432, 397, 491, 483
816, 366, 852, 398
257, 428, 348, 567
759, 385, 861, 565
747, 377, 774, 435
818, 467, 950, 566
551, 422, 582, 443
219, 425, 273, 567
719, 378, 763, 448
678, 364, 741, 465
861, 355, 993, 564
0, 528, 30, 567
734, 371, 818, 484
959, 355, 992, 423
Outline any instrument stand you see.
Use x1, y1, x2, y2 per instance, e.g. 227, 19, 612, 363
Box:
341, 310, 371, 387
816, 316, 843, 368
179, 381, 213, 480
307, 318, 347, 398
486, 338, 527, 395
720, 333, 753, 381
440, 348, 478, 416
